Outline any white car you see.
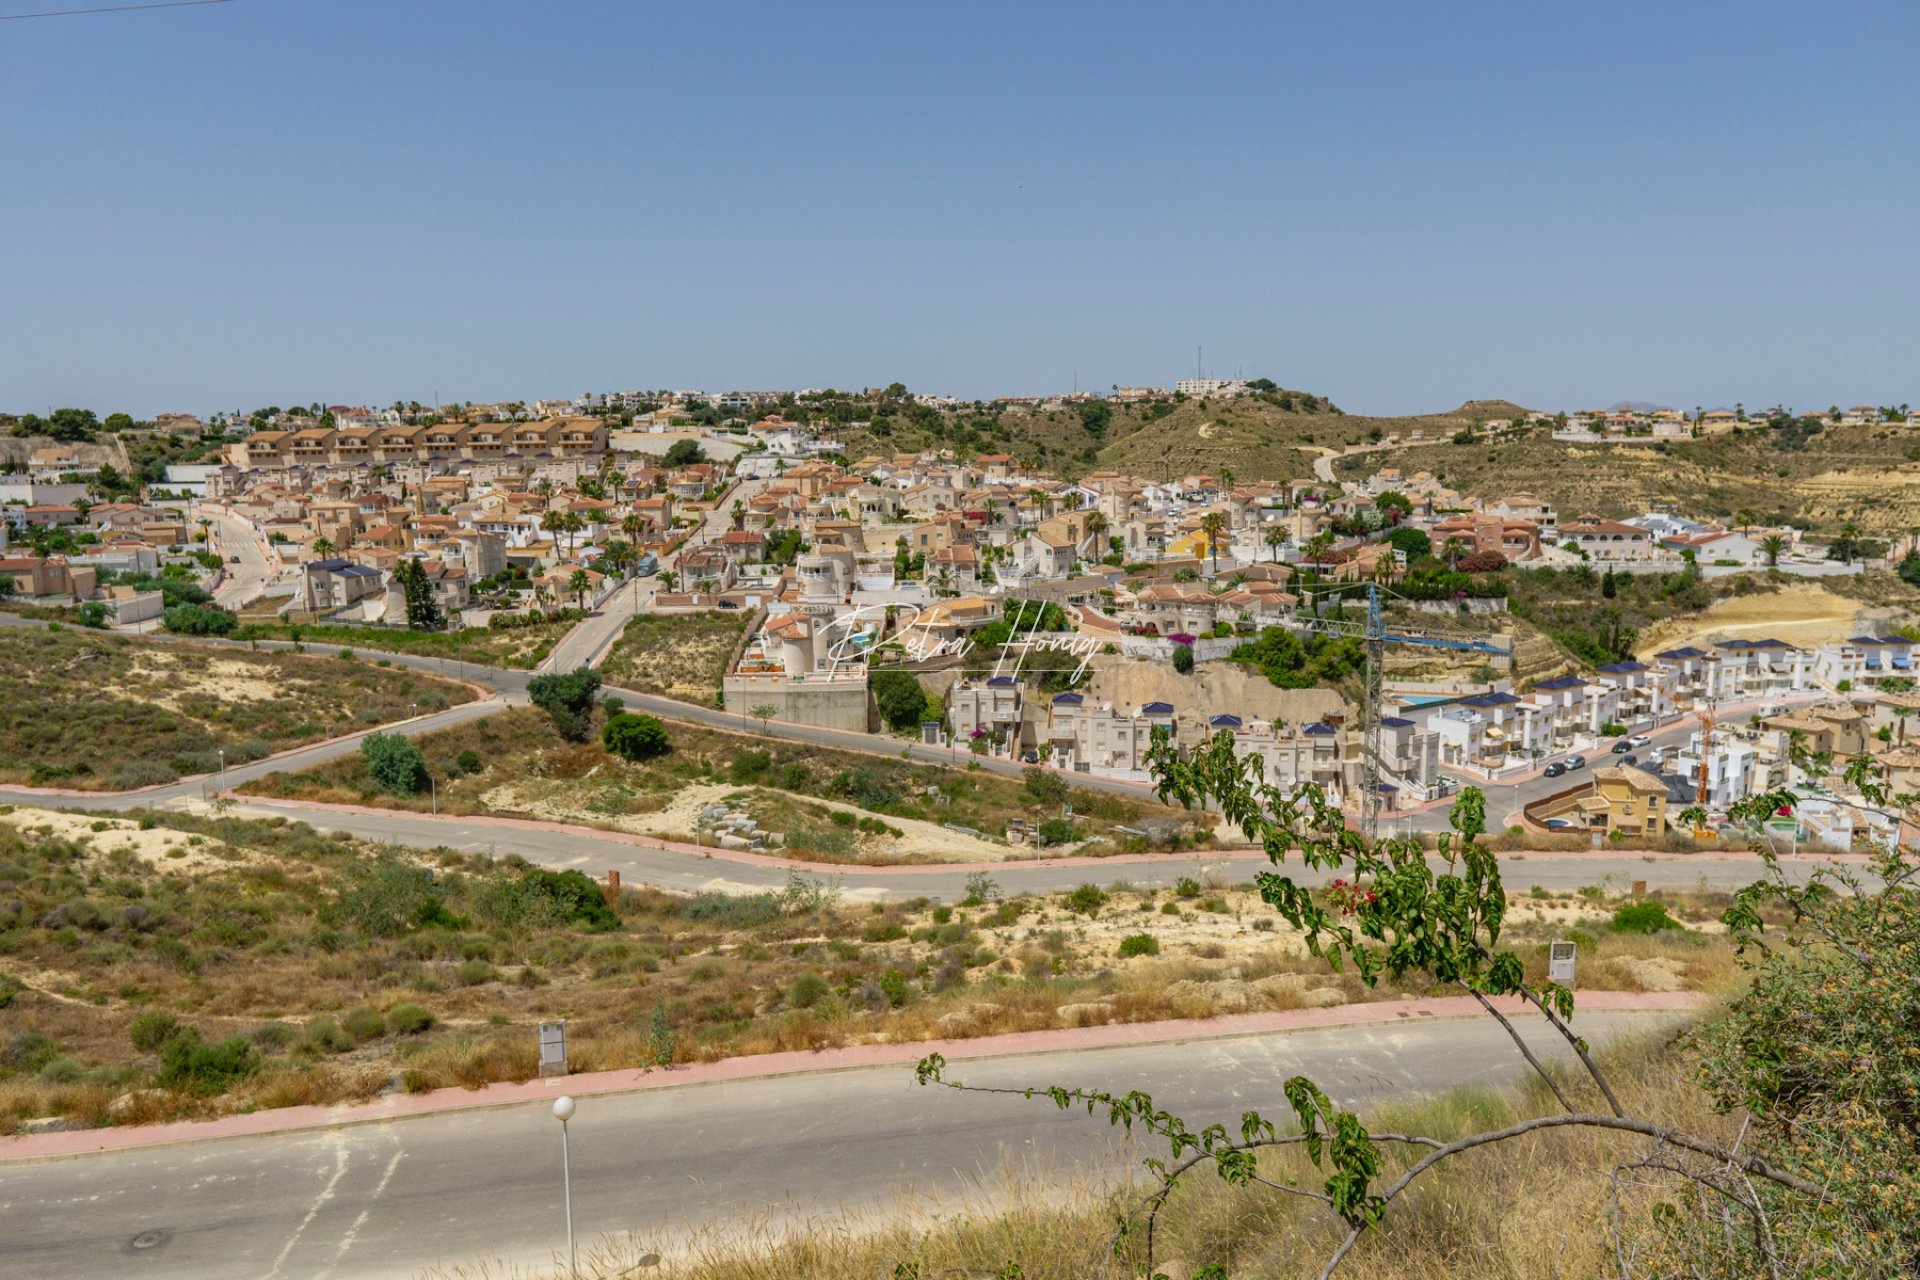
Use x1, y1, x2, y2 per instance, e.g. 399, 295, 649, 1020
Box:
1627, 734, 1652, 748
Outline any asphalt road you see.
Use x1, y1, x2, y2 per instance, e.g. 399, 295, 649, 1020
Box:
0, 611, 1828, 900
0, 1011, 1687, 1280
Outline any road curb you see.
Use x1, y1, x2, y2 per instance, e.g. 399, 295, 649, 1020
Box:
0, 991, 1707, 1165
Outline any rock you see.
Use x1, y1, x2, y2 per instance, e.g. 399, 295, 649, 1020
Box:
106, 1089, 168, 1120
716, 833, 754, 850
1166, 978, 1260, 1013
18, 1115, 90, 1134
934, 1003, 1000, 1038
1057, 1001, 1115, 1028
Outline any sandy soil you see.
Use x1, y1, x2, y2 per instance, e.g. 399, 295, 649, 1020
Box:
476, 779, 1035, 862
127, 652, 291, 707
1089, 657, 1345, 730
1635, 584, 1868, 657
0, 806, 249, 874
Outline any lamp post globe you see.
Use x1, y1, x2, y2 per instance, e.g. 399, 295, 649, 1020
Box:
553, 1095, 576, 1122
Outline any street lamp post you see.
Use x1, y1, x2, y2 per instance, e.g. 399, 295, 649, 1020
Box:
553, 1095, 577, 1278
216, 748, 225, 794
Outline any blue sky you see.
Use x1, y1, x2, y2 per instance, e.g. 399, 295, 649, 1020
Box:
2, 0, 1915, 417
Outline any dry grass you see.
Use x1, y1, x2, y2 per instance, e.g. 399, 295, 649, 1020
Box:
0, 628, 474, 788
237, 707, 1208, 861
600, 611, 751, 704
0, 803, 1736, 1132
421, 1034, 1744, 1280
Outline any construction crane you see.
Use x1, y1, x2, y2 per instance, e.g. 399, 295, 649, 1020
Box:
1294, 582, 1515, 838
1694, 697, 1716, 837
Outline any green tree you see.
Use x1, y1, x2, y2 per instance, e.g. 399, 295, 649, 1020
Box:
161, 602, 237, 635
662, 439, 706, 467
393, 558, 444, 630
1761, 533, 1788, 568
312, 536, 335, 559
1171, 642, 1195, 674
871, 669, 931, 731
751, 703, 777, 733
527, 666, 603, 742
1383, 526, 1427, 559
602, 711, 670, 761
567, 568, 592, 609
361, 732, 429, 795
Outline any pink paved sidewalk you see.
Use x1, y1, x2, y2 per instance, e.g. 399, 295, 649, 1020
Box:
229, 795, 1830, 877
0, 991, 1707, 1164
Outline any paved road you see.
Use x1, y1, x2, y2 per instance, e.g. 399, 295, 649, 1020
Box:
0, 612, 1828, 900
201, 509, 280, 610
0, 1011, 1686, 1280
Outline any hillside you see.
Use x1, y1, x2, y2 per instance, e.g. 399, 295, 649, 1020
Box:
838, 391, 1533, 483
1372, 418, 1920, 533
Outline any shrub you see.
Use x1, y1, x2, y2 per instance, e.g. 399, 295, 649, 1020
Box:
158, 1030, 259, 1093
384, 1003, 434, 1036
1171, 643, 1195, 674
787, 972, 831, 1009
4, 1032, 59, 1073
456, 958, 496, 986
455, 749, 483, 775
38, 1057, 85, 1083
342, 1006, 386, 1042
302, 1017, 354, 1054
603, 712, 670, 762
681, 892, 780, 927
1065, 884, 1108, 916
879, 967, 911, 1008
128, 1010, 181, 1053
1117, 933, 1160, 958
863, 920, 908, 942
108, 762, 178, 790
1612, 900, 1681, 933
1174, 876, 1202, 898
1037, 817, 1081, 847
161, 602, 237, 636
361, 733, 429, 796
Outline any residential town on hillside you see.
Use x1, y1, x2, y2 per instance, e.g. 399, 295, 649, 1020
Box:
6, 392, 1920, 853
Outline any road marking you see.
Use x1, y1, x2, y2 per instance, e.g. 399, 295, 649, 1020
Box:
315, 1145, 404, 1279
263, 1135, 350, 1279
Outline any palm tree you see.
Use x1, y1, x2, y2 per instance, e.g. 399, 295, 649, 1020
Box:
1760, 534, 1787, 568
1441, 536, 1468, 570
1263, 524, 1289, 562
1081, 511, 1109, 558
658, 569, 679, 592
567, 568, 592, 609
601, 539, 635, 577
1063, 490, 1084, 512
621, 513, 646, 544
539, 509, 566, 554
730, 499, 746, 532
1199, 510, 1229, 575
1735, 508, 1757, 535
558, 511, 585, 557
312, 536, 335, 558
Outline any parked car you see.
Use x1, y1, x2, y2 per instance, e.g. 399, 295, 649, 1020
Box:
1566, 755, 1587, 770
1628, 734, 1652, 748
1610, 740, 1634, 754
228, 555, 241, 563
1543, 761, 1566, 778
